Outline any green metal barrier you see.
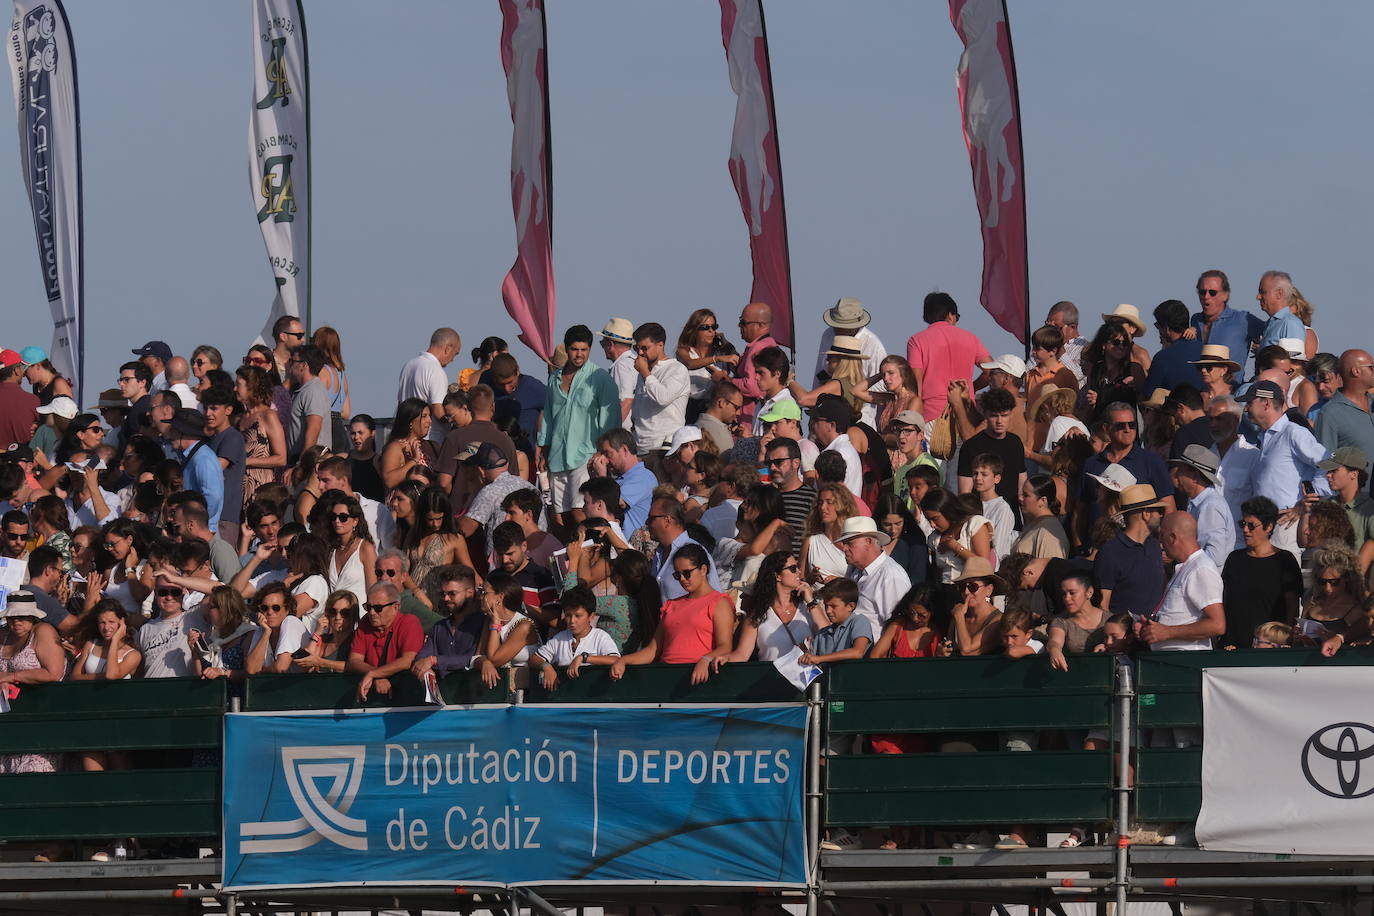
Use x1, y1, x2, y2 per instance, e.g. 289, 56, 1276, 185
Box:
825, 655, 1115, 826
1133, 647, 1374, 823
0, 678, 226, 842
525, 662, 799, 703
243, 671, 507, 710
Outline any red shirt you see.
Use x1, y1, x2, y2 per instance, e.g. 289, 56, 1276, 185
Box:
0, 384, 39, 451
351, 612, 424, 668
732, 334, 778, 424
905, 322, 990, 420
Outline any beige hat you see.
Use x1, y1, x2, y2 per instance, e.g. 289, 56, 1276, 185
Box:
1117, 484, 1170, 515
1139, 388, 1171, 410
890, 409, 927, 429
825, 335, 863, 359
1030, 383, 1074, 419
1102, 304, 1147, 336
823, 297, 871, 330
952, 557, 1006, 596
1189, 344, 1240, 375
600, 318, 634, 344
833, 516, 890, 547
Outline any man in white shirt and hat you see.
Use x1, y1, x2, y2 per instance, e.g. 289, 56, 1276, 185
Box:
812, 297, 888, 426
835, 516, 910, 634
599, 318, 638, 428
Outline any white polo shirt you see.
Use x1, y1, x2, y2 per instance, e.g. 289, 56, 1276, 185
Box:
1152, 548, 1223, 652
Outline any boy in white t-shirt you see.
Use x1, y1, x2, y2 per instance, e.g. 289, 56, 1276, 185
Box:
970, 454, 1016, 564
529, 586, 620, 690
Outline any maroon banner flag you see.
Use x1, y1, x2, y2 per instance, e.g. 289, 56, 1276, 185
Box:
499, 0, 555, 363
950, 0, 1029, 344
719, 0, 794, 349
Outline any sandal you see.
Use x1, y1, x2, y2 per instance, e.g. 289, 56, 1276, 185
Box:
1058, 834, 1083, 848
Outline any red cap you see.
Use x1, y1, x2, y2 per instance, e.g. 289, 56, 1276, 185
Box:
0, 350, 22, 369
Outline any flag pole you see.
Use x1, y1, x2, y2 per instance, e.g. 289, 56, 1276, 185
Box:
539, 0, 553, 238
755, 0, 794, 354
1000, 0, 1030, 361
57, 0, 84, 404
297, 0, 312, 334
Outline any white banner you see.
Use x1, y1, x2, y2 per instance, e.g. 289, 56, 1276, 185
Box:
248, 0, 308, 345
1198, 666, 1374, 855
8, 0, 82, 401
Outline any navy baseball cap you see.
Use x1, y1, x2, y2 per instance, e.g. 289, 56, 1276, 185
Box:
1236, 380, 1285, 404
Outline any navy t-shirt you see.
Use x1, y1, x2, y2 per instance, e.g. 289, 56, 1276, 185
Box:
1094, 531, 1165, 618
480, 371, 547, 451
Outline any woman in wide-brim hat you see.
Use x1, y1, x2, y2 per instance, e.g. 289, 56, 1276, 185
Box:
949, 556, 1005, 656
1100, 304, 1154, 374
1190, 344, 1240, 406
788, 335, 868, 417
1026, 383, 1086, 469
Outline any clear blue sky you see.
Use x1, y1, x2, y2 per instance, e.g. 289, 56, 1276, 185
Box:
1, 1, 1369, 416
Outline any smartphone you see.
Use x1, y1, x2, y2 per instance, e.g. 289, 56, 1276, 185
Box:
1301, 481, 1316, 497
291, 648, 312, 660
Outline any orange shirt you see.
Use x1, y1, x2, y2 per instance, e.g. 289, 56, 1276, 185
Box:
658, 590, 732, 664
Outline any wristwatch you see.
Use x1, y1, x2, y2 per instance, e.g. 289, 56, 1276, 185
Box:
580, 652, 590, 663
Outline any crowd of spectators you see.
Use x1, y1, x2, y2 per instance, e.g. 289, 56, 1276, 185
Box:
0, 271, 1368, 855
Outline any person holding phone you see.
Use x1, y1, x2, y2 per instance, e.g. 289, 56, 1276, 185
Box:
714, 551, 818, 669
245, 582, 311, 674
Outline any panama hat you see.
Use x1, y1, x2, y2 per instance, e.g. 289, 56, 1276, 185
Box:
1087, 463, 1136, 492
1117, 484, 1170, 515
599, 319, 634, 344
1189, 344, 1240, 375
1101, 304, 1147, 336
833, 516, 890, 547
824, 336, 863, 359
952, 557, 1006, 596
1030, 383, 1074, 419
823, 297, 871, 330
1139, 388, 1171, 410
1168, 444, 1220, 487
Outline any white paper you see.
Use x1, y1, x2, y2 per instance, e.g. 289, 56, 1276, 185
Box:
772, 647, 822, 691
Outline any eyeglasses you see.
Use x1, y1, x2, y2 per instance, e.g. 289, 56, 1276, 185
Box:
260, 603, 285, 612
1197, 289, 1223, 298
671, 565, 702, 582
156, 588, 183, 598
699, 323, 718, 331
364, 601, 398, 613
1112, 421, 1138, 431
332, 512, 355, 523
376, 567, 397, 578
738, 318, 765, 327
725, 399, 744, 411
647, 514, 670, 523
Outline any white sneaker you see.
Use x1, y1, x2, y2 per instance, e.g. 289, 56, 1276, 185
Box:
820, 828, 860, 851
953, 830, 996, 850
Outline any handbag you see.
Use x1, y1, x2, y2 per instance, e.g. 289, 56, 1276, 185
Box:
927, 404, 957, 460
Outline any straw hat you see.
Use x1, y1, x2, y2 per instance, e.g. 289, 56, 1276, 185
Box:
823, 297, 871, 330
1087, 463, 1136, 493
1139, 388, 1171, 410
1101, 304, 1147, 336
833, 516, 890, 547
1189, 344, 1240, 375
952, 557, 1006, 596
824, 335, 863, 359
1117, 484, 1170, 515
599, 319, 634, 344
1030, 383, 1074, 419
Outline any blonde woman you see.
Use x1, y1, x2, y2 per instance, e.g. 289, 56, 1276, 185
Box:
788, 337, 869, 417
801, 483, 859, 582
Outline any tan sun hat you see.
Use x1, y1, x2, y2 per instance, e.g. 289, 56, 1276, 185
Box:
1101, 304, 1147, 336
952, 557, 1006, 596
1189, 344, 1240, 375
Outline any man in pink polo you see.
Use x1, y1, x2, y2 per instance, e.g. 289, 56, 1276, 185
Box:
906, 292, 990, 420
732, 301, 777, 428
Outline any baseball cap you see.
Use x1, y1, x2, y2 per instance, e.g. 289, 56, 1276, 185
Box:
0, 350, 22, 369
1319, 446, 1368, 472
18, 345, 46, 366
664, 426, 702, 458
807, 394, 853, 429
131, 341, 173, 362
460, 442, 509, 470
890, 409, 927, 430
2, 443, 34, 462
979, 354, 1027, 378
36, 396, 78, 420
1236, 380, 1286, 404
759, 399, 801, 423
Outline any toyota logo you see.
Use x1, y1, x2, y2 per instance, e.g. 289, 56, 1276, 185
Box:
1301, 722, 1374, 799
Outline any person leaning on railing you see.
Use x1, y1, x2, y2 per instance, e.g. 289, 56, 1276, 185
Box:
0, 594, 66, 774
611, 544, 734, 685
190, 586, 256, 686
349, 581, 424, 701
295, 590, 358, 674
245, 582, 312, 675
475, 572, 539, 689
1046, 572, 1108, 672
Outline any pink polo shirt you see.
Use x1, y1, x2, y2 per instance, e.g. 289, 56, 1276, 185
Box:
906, 322, 991, 420
733, 334, 778, 425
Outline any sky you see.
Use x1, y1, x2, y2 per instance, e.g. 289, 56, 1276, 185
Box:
1, 1, 1371, 417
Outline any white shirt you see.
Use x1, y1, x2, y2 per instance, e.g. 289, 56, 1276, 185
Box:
752, 389, 796, 437
848, 551, 912, 634
397, 351, 450, 443
823, 433, 864, 500
1153, 548, 1223, 652
536, 627, 620, 666
1187, 486, 1235, 569
248, 615, 312, 671
610, 350, 638, 430
357, 494, 395, 551
68, 488, 120, 528
169, 382, 198, 409
981, 496, 1016, 565
1212, 437, 1259, 540
654, 529, 724, 600
631, 357, 690, 454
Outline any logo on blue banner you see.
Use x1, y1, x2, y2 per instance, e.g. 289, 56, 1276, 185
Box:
223, 705, 806, 890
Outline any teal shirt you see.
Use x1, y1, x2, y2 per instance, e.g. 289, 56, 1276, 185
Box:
537, 362, 621, 472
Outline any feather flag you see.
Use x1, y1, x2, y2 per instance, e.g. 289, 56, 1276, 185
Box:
950, 0, 1029, 344
719, 0, 794, 349
499, 0, 556, 363
8, 0, 83, 401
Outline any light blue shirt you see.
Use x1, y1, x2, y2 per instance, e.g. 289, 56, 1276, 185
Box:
1251, 414, 1328, 510
653, 529, 723, 600
1259, 306, 1306, 350
616, 461, 657, 536
1187, 486, 1234, 569
181, 440, 224, 533
1190, 307, 1263, 375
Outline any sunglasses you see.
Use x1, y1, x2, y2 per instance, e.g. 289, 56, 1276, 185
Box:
671, 566, 702, 582
1112, 421, 1138, 431
4, 531, 28, 541
1240, 520, 1264, 531
81, 424, 102, 433
376, 567, 397, 578
332, 512, 355, 523
260, 603, 285, 613
1197, 289, 1223, 298
284, 331, 305, 339
156, 588, 183, 598
244, 357, 269, 367
1108, 338, 1130, 348
699, 323, 718, 331
364, 601, 398, 613
767, 457, 793, 466
960, 579, 990, 592
782, 562, 800, 574
1318, 577, 1342, 586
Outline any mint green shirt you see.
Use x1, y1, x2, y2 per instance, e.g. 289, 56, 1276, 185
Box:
537, 362, 621, 473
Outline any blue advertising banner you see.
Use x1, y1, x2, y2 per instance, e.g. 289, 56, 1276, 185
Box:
223, 704, 807, 890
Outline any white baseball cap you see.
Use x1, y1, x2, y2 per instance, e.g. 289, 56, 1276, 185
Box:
979, 354, 1027, 378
